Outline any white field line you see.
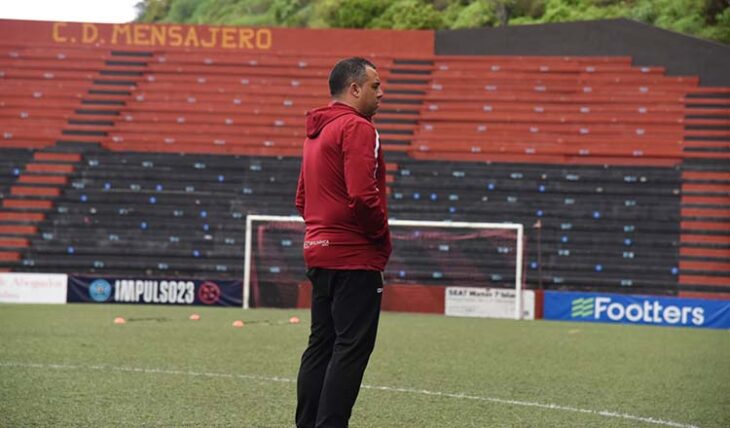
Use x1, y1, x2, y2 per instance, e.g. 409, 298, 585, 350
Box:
0, 361, 700, 428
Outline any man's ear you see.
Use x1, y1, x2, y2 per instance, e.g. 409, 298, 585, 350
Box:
349, 81, 361, 98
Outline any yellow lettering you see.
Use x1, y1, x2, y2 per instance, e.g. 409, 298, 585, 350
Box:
256, 29, 272, 50
112, 25, 132, 45
82, 23, 98, 44
133, 24, 151, 46
169, 26, 182, 47
52, 22, 68, 43
150, 25, 165, 46
200, 28, 219, 48
221, 28, 236, 49
239, 28, 254, 49
183, 27, 199, 47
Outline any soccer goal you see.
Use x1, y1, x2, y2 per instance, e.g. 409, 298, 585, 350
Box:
244, 215, 525, 318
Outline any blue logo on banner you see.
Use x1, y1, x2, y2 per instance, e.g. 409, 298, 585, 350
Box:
89, 279, 112, 302
544, 291, 730, 329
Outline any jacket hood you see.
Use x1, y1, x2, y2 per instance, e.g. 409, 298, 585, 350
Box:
305, 102, 366, 138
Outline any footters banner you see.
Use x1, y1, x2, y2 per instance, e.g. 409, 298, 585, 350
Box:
544, 291, 730, 329
68, 276, 243, 307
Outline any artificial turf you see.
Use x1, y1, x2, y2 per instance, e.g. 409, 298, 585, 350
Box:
0, 304, 727, 427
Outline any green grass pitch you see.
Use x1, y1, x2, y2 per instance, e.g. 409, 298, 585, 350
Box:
1, 304, 727, 427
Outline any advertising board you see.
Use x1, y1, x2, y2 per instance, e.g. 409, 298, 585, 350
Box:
544, 291, 730, 329
445, 287, 535, 320
67, 276, 243, 307
0, 273, 68, 304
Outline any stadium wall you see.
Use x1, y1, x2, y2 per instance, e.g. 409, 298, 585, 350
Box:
0, 19, 434, 57
435, 18, 730, 86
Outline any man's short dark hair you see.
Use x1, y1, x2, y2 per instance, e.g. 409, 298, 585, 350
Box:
329, 57, 376, 97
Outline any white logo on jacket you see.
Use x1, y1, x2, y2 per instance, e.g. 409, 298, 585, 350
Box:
303, 240, 330, 249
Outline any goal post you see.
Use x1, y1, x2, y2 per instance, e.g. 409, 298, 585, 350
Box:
244, 215, 525, 319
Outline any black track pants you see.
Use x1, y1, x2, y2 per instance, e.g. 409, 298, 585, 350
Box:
295, 268, 383, 428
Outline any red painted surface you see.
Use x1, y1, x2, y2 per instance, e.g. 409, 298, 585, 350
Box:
0, 212, 45, 221
26, 163, 74, 174
679, 260, 730, 272
534, 289, 544, 319
17, 175, 68, 185
0, 226, 37, 235
34, 152, 81, 162
381, 284, 445, 314
0, 252, 21, 261
0, 238, 29, 248
679, 291, 730, 300
679, 275, 730, 286
0, 19, 434, 57
297, 282, 445, 314
11, 186, 60, 197
680, 247, 730, 258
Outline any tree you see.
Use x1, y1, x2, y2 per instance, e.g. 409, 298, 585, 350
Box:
163, 0, 201, 23
134, 0, 730, 44
369, 0, 444, 29
135, 0, 172, 22
324, 0, 390, 28
449, 1, 497, 29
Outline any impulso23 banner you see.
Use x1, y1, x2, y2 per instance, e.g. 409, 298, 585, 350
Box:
68, 276, 243, 307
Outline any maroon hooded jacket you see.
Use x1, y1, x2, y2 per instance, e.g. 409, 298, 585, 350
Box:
295, 102, 391, 271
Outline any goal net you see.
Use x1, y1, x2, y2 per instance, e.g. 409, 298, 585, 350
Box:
244, 215, 525, 318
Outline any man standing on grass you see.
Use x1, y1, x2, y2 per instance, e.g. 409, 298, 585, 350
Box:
294, 57, 391, 428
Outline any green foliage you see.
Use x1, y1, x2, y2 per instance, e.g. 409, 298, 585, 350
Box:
163, 0, 201, 23
513, 0, 546, 18
524, 0, 627, 23
271, 0, 311, 27
651, 0, 704, 33
135, 0, 172, 22
369, 0, 445, 29
449, 0, 497, 29
324, 0, 390, 28
699, 7, 730, 43
628, 0, 729, 44
134, 0, 730, 44
193, 0, 276, 25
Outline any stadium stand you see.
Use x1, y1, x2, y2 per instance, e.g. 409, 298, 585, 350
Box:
412, 56, 689, 166
24, 150, 300, 277
0, 148, 36, 267
0, 21, 728, 303
388, 159, 681, 294
679, 88, 730, 299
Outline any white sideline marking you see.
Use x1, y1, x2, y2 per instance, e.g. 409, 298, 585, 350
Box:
0, 361, 700, 428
